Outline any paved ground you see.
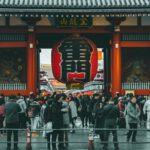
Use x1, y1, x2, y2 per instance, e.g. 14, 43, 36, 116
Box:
1, 128, 150, 150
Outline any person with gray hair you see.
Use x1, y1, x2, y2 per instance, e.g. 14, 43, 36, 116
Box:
5, 95, 21, 150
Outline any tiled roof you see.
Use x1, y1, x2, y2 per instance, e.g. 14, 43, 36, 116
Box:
0, 0, 150, 14
0, 0, 150, 8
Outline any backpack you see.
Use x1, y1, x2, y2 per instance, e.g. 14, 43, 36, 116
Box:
0, 105, 5, 116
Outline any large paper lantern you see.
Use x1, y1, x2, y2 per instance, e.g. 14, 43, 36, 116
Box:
52, 35, 98, 83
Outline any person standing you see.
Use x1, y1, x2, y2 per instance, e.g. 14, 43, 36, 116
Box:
61, 93, 70, 147
5, 96, 21, 150
80, 95, 90, 128
103, 97, 120, 150
44, 100, 53, 150
68, 96, 77, 133
0, 94, 5, 136
94, 96, 105, 144
126, 96, 141, 142
143, 99, 150, 130
17, 95, 27, 128
52, 94, 65, 150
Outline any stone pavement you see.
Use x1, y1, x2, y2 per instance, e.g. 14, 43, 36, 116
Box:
1, 128, 150, 150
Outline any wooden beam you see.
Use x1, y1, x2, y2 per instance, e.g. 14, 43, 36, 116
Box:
0, 90, 28, 96
0, 42, 27, 48
121, 26, 150, 33
0, 26, 150, 34
122, 90, 150, 95
35, 26, 112, 33
0, 27, 27, 33
121, 41, 150, 47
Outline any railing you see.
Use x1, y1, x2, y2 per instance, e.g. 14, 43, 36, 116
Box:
122, 82, 150, 90
0, 127, 150, 150
0, 83, 27, 90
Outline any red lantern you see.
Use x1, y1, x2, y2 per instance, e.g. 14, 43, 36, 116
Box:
51, 35, 98, 83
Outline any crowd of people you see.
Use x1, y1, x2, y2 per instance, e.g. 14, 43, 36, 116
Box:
0, 91, 150, 150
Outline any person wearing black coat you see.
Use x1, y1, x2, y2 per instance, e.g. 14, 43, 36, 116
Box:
94, 96, 105, 144
103, 97, 120, 150
52, 94, 65, 150
44, 100, 53, 150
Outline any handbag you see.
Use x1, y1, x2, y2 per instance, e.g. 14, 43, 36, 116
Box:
75, 117, 82, 128
44, 122, 53, 133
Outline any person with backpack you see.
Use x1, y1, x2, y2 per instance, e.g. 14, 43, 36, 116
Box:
0, 95, 5, 136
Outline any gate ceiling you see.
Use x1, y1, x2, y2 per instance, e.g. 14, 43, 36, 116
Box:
37, 33, 111, 48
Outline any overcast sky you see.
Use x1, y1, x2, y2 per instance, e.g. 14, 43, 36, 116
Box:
40, 49, 51, 64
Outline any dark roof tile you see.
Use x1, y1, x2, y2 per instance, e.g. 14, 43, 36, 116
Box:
0, 0, 150, 14
0, 0, 149, 8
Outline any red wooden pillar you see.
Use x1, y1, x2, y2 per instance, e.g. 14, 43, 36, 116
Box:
111, 26, 121, 97
27, 26, 37, 94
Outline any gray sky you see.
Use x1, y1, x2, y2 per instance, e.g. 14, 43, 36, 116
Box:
40, 49, 51, 64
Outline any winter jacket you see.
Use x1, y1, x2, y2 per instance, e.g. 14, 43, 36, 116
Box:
103, 103, 120, 120
44, 104, 53, 124
103, 103, 120, 127
94, 101, 105, 133
126, 102, 140, 124
62, 101, 70, 125
143, 100, 150, 114
52, 101, 63, 129
69, 101, 77, 118
5, 99, 21, 123
17, 98, 27, 113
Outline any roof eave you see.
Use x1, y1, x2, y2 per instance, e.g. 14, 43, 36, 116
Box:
0, 8, 150, 14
